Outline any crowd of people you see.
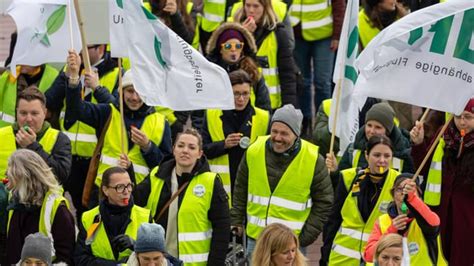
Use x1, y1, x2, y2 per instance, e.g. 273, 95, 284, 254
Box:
0, 0, 472, 265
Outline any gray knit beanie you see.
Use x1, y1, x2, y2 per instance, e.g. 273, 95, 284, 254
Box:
365, 102, 395, 134
134, 223, 166, 253
271, 104, 303, 136
20, 233, 52, 266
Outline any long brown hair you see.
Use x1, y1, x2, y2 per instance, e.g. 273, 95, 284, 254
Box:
149, 0, 195, 34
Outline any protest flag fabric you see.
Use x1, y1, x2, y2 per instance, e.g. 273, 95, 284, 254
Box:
120, 0, 234, 111
108, 0, 127, 57
354, 0, 474, 115
7, 0, 82, 76
329, 0, 361, 153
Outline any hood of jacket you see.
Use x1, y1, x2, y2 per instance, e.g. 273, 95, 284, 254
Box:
353, 125, 412, 157
206, 22, 257, 58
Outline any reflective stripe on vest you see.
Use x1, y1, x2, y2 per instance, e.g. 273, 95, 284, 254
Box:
59, 67, 119, 157
201, 0, 226, 32
81, 205, 150, 261
7, 190, 68, 260
246, 136, 318, 239
97, 104, 165, 186
146, 170, 216, 265
256, 32, 281, 109
378, 214, 447, 265
424, 138, 444, 206
328, 168, 399, 265
289, 0, 333, 41
206, 107, 270, 203
0, 126, 59, 181
0, 65, 58, 127
352, 149, 404, 172
358, 10, 380, 49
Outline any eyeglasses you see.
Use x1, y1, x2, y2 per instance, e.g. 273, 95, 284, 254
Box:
234, 92, 250, 98
454, 114, 474, 121
221, 42, 244, 51
108, 183, 133, 193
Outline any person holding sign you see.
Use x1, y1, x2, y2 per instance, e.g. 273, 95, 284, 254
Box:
410, 98, 474, 265
363, 174, 446, 265
65, 50, 172, 207
321, 135, 400, 265
133, 128, 230, 265
201, 70, 270, 201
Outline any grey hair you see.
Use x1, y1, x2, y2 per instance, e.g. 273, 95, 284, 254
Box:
7, 149, 61, 206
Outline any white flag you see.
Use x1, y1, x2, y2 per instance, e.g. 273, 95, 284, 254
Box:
122, 0, 235, 111
108, 0, 127, 57
7, 0, 82, 77
355, 0, 474, 115
329, 0, 361, 153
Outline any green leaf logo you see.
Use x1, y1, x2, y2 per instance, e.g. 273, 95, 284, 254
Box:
39, 5, 66, 47
116, 0, 123, 9
142, 6, 157, 20
154, 36, 168, 69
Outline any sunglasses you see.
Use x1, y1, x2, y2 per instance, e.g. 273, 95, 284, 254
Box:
221, 42, 245, 51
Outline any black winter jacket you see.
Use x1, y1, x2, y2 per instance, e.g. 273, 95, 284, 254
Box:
134, 156, 230, 265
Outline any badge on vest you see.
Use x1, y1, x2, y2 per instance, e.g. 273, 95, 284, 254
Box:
193, 184, 206, 197
379, 201, 390, 213
239, 136, 250, 149
408, 242, 420, 255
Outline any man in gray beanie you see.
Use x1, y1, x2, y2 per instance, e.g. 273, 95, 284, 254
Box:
231, 104, 334, 257
127, 223, 183, 266
20, 233, 52, 266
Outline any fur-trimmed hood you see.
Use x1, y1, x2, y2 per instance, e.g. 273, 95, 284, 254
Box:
205, 22, 257, 57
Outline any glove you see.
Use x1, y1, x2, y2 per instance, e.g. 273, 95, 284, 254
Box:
112, 234, 135, 253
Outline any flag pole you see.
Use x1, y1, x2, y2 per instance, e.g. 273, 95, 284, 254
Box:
67, 0, 74, 50
118, 58, 125, 154
419, 108, 431, 124
411, 114, 453, 182
329, 79, 343, 156
73, 0, 91, 72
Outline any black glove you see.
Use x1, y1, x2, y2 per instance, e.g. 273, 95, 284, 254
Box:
111, 234, 135, 253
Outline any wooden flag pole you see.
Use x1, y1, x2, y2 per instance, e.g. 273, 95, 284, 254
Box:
118, 59, 125, 154
411, 114, 453, 182
67, 0, 74, 50
73, 0, 91, 72
419, 108, 431, 124
329, 79, 343, 156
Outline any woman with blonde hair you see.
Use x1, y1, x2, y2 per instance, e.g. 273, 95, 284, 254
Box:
373, 233, 403, 266
3, 149, 75, 265
252, 223, 307, 266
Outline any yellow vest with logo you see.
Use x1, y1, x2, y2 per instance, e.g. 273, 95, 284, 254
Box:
351, 148, 405, 173
256, 31, 281, 109
206, 107, 269, 203
246, 136, 317, 239
59, 67, 119, 158
146, 167, 216, 266
289, 0, 333, 41
424, 138, 444, 206
96, 104, 165, 186
329, 168, 399, 265
228, 0, 287, 23
81, 205, 150, 261
378, 213, 447, 265
7, 190, 69, 261
0, 126, 59, 181
0, 65, 58, 127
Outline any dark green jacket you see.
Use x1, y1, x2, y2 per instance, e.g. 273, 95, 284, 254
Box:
230, 138, 334, 247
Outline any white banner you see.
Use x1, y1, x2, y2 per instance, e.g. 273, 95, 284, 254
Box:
108, 0, 126, 57
355, 0, 474, 115
8, 0, 82, 76
122, 0, 234, 111
329, 0, 361, 153
79, 0, 109, 45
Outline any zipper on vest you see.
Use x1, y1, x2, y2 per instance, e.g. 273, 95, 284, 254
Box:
265, 193, 274, 226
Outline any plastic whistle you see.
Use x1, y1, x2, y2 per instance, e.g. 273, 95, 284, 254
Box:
460, 129, 466, 137
401, 202, 408, 214
2, 178, 8, 185
379, 166, 384, 174
123, 198, 129, 205
23, 125, 29, 132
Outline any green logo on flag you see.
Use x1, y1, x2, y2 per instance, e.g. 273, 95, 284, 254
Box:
345, 26, 359, 84
32, 5, 66, 47
154, 36, 168, 69
116, 0, 123, 9
142, 6, 157, 20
